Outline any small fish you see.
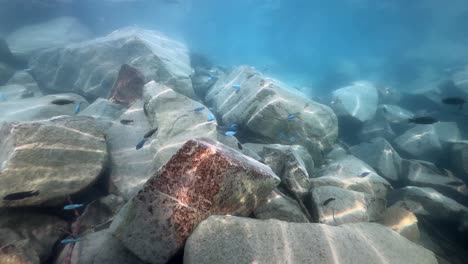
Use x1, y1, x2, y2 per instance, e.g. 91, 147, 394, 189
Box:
237, 142, 243, 150
51, 99, 74, 105
359, 172, 371, 177
289, 136, 296, 142
136, 138, 148, 150
120, 119, 134, 125
64, 204, 84, 210
143, 128, 158, 138
408, 116, 438, 125
232, 84, 241, 90
74, 102, 82, 115
60, 238, 81, 244
442, 97, 465, 109
3, 190, 39, 201
225, 131, 237, 136
207, 113, 216, 122
287, 114, 296, 120
193, 106, 205, 112
322, 198, 336, 206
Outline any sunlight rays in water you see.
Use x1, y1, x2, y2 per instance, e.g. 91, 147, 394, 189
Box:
388, 213, 418, 234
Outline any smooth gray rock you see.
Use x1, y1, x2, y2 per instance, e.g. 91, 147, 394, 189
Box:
0, 228, 40, 264
310, 186, 386, 225
378, 204, 420, 242
379, 104, 413, 123
358, 117, 396, 142
0, 93, 88, 122
331, 81, 379, 122
0, 116, 108, 207
78, 98, 126, 120
450, 140, 468, 182
0, 71, 42, 101
206, 66, 338, 163
6, 16, 92, 56
111, 138, 280, 264
30, 27, 194, 100
184, 215, 438, 264
350, 137, 403, 182
107, 100, 155, 200
254, 189, 309, 223
0, 62, 15, 85
76, 194, 125, 235
0, 210, 67, 262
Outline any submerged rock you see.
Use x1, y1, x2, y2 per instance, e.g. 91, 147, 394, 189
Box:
379, 104, 414, 123
0, 93, 88, 122
0, 210, 67, 262
310, 186, 386, 225
378, 204, 419, 242
331, 81, 379, 123
111, 138, 280, 264
184, 215, 437, 264
358, 117, 396, 142
6, 16, 92, 57
350, 137, 403, 182
78, 98, 126, 121
0, 228, 39, 264
254, 189, 309, 223
205, 66, 338, 164
0, 71, 42, 101
450, 140, 468, 182
0, 62, 16, 85
30, 27, 194, 100
0, 116, 108, 207
108, 64, 145, 106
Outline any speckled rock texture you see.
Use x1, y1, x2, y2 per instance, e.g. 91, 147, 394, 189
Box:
108, 64, 145, 106
184, 215, 438, 264
0, 116, 108, 207
111, 138, 280, 264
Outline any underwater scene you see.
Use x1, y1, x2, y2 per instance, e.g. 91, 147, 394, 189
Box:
1, 0, 468, 263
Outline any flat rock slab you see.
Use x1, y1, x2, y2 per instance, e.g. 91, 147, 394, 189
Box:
0, 116, 108, 207
111, 138, 280, 264
30, 26, 194, 100
184, 215, 437, 264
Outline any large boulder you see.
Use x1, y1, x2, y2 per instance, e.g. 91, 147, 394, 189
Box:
0, 228, 40, 264
310, 186, 386, 225
6, 16, 92, 57
184, 215, 438, 264
0, 93, 88, 122
111, 138, 280, 264
78, 98, 126, 121
205, 66, 338, 163
0, 62, 15, 85
350, 137, 403, 182
107, 100, 155, 199
0, 116, 108, 207
0, 70, 42, 101
30, 27, 194, 100
450, 140, 468, 182
331, 81, 379, 123
0, 210, 67, 262
254, 189, 310, 223
379, 104, 413, 123
378, 204, 420, 242
358, 117, 396, 142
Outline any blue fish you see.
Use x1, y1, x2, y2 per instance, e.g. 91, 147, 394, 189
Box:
287, 114, 296, 120
289, 136, 296, 142
60, 238, 81, 244
207, 76, 213, 81
232, 84, 241, 90
278, 131, 287, 140
207, 113, 216, 122
74, 102, 82, 115
229, 124, 239, 131
225, 131, 237, 136
64, 204, 84, 210
193, 106, 205, 112
136, 138, 148, 150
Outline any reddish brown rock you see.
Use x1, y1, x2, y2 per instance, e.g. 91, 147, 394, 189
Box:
111, 138, 280, 264
108, 64, 145, 106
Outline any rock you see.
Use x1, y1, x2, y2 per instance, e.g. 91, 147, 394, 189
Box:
388, 187, 468, 223
379, 104, 414, 123
401, 159, 468, 204
450, 140, 468, 182
394, 122, 461, 162
0, 228, 39, 264
358, 117, 396, 142
0, 116, 108, 207
107, 100, 154, 199
30, 27, 194, 100
6, 16, 92, 57
0, 62, 15, 85
0, 71, 42, 101
331, 81, 379, 123
378, 204, 419, 242
350, 137, 403, 182
312, 155, 392, 199
0, 210, 67, 261
324, 144, 348, 160
0, 94, 88, 122
56, 229, 144, 264
0, 38, 27, 69
310, 186, 386, 225
108, 64, 145, 106
111, 138, 280, 264
78, 98, 126, 121
143, 81, 225, 172
205, 66, 338, 163
184, 215, 438, 264
76, 194, 125, 235
254, 189, 309, 223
